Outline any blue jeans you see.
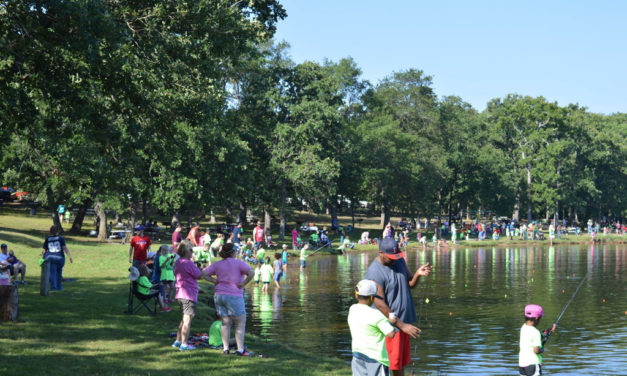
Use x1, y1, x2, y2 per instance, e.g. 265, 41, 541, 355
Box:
45, 253, 65, 290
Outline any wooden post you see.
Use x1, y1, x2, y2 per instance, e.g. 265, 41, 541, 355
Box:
0, 284, 19, 321
40, 260, 50, 296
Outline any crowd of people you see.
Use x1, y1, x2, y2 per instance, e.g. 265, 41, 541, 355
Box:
127, 220, 309, 356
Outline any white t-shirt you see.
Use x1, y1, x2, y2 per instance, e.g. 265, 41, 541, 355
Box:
348, 303, 394, 367
519, 324, 542, 367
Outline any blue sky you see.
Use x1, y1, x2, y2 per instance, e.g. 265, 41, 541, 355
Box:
273, 0, 627, 114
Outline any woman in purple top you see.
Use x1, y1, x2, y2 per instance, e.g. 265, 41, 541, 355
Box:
204, 243, 254, 355
172, 240, 206, 351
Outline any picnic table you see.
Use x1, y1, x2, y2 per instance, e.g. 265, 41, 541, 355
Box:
109, 228, 132, 244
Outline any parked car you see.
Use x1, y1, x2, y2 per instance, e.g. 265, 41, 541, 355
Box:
0, 187, 13, 202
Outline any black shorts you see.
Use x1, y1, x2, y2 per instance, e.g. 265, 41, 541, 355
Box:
519, 364, 541, 376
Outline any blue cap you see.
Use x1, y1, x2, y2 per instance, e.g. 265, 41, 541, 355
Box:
0, 243, 6, 248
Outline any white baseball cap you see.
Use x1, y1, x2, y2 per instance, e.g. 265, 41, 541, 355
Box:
355, 279, 378, 296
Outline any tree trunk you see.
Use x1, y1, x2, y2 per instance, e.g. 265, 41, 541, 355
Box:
47, 187, 63, 233
380, 204, 386, 227
129, 202, 137, 229
264, 208, 272, 235
279, 180, 286, 240
171, 212, 181, 226
238, 202, 247, 225
351, 203, 355, 228
142, 197, 147, 224
210, 210, 216, 224
0, 285, 19, 321
225, 206, 233, 225
95, 201, 108, 242
70, 199, 92, 234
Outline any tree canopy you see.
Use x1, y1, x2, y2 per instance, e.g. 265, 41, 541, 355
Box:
1, 1, 625, 234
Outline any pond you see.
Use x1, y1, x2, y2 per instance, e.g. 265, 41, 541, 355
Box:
241, 244, 626, 375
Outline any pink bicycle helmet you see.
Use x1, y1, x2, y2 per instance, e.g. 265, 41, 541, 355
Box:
525, 304, 544, 318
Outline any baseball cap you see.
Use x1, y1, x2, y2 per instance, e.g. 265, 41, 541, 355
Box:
379, 238, 402, 260
524, 304, 544, 318
355, 279, 378, 296
0, 243, 6, 249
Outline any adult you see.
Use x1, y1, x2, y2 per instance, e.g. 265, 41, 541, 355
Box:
291, 227, 299, 250
186, 222, 201, 247
42, 225, 74, 291
364, 238, 432, 376
203, 243, 254, 356
0, 244, 10, 283
7, 249, 27, 284
172, 222, 183, 250
0, 245, 10, 285
129, 225, 151, 268
252, 222, 264, 251
383, 222, 393, 239
232, 223, 243, 247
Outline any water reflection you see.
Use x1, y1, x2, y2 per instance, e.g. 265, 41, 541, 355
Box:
243, 244, 627, 375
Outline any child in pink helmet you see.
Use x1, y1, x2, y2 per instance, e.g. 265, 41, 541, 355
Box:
519, 304, 555, 376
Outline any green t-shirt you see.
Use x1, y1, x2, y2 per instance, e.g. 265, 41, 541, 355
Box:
159, 254, 175, 281
253, 266, 261, 282
347, 303, 394, 367
260, 264, 273, 282
209, 320, 222, 347
136, 275, 153, 295
519, 324, 542, 367
256, 248, 266, 261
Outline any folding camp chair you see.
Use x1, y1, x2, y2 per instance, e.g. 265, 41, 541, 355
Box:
127, 267, 159, 315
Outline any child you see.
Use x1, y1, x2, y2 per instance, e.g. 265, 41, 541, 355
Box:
7, 250, 26, 284
173, 240, 205, 351
136, 265, 170, 312
347, 279, 395, 376
208, 313, 237, 349
159, 245, 176, 303
519, 304, 555, 376
260, 257, 273, 292
273, 253, 283, 289
281, 244, 289, 271
256, 247, 266, 264
253, 262, 261, 286
299, 244, 309, 269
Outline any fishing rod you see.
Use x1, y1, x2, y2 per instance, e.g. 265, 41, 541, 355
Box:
307, 243, 331, 257
543, 271, 588, 345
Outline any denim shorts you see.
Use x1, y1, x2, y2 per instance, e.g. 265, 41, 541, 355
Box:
214, 294, 246, 317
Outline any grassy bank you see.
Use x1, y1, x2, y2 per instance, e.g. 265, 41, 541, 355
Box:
0, 212, 349, 376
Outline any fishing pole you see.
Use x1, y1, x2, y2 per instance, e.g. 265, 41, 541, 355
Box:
543, 271, 588, 345
307, 243, 330, 257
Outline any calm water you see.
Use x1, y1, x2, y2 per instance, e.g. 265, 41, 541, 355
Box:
240, 244, 626, 375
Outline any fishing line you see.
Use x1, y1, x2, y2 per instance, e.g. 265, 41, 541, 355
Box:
544, 271, 588, 346
410, 276, 429, 376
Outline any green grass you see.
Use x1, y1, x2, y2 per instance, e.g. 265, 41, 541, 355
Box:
0, 211, 350, 376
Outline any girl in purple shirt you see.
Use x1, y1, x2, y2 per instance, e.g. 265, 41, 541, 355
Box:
172, 240, 205, 351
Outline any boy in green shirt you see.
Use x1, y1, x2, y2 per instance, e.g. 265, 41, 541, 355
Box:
348, 279, 395, 376
209, 314, 237, 349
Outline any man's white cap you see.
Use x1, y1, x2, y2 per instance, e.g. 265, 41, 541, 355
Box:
355, 279, 378, 296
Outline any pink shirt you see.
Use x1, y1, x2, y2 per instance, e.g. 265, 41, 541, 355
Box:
174, 258, 201, 302
204, 258, 251, 297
